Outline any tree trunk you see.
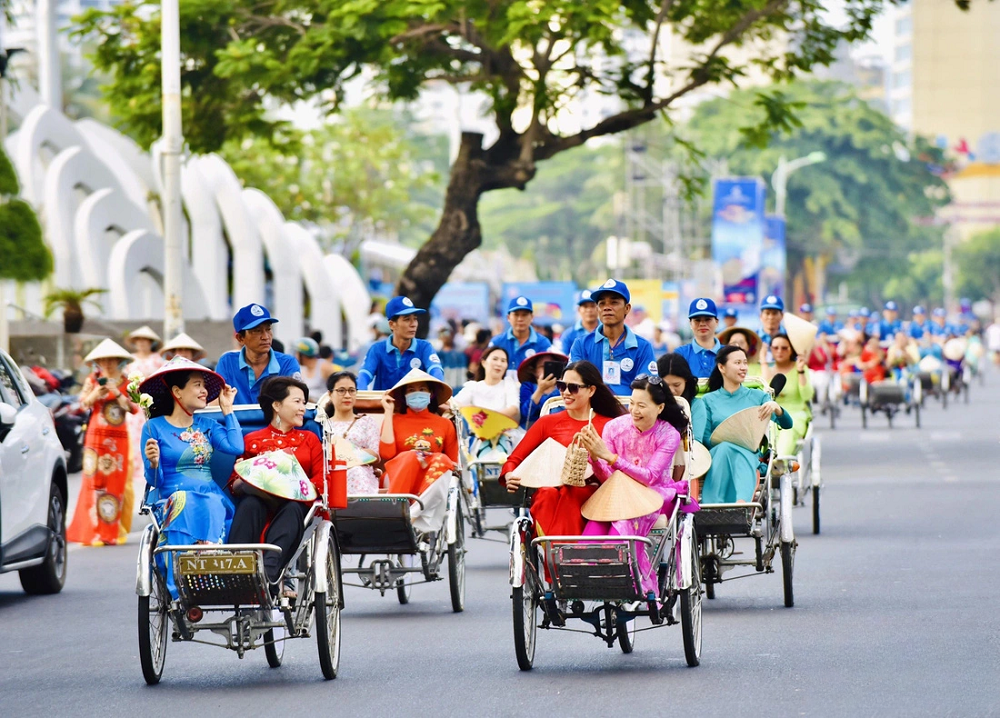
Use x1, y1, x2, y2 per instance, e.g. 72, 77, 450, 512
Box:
396, 131, 534, 335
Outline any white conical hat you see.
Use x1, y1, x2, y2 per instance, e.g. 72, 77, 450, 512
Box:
160, 332, 206, 359
783, 313, 818, 356
690, 441, 712, 479
943, 338, 967, 361
83, 338, 133, 363
710, 406, 770, 452
388, 367, 453, 404
509, 438, 568, 488
126, 325, 162, 348
581, 470, 664, 522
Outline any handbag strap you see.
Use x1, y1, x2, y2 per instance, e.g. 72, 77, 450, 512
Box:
341, 414, 361, 439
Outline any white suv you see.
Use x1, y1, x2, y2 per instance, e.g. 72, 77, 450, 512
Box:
0, 350, 68, 593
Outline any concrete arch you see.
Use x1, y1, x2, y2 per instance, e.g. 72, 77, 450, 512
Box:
181, 157, 229, 319
242, 188, 304, 344
74, 119, 153, 211
43, 145, 126, 287
10, 104, 90, 205
284, 223, 341, 349
196, 154, 264, 310
73, 188, 155, 310
323, 253, 371, 352
107, 229, 209, 320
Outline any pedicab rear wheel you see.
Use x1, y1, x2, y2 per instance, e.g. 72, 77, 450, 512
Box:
316, 538, 342, 680
680, 541, 703, 667
781, 541, 795, 608
138, 572, 168, 685
448, 503, 466, 613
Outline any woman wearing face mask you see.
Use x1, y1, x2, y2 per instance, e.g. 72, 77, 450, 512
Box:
502, 361, 625, 536
227, 376, 325, 593
380, 370, 459, 535
692, 345, 792, 504
576, 374, 697, 593
453, 346, 522, 456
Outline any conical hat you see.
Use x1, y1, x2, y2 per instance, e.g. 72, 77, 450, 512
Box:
690, 441, 712, 479
918, 355, 942, 373
160, 332, 206, 360
83, 338, 133, 363
710, 406, 770, 451
509, 438, 568, 488
516, 351, 568, 384
234, 450, 317, 502
783, 313, 818, 356
581, 471, 664, 522
126, 325, 162, 349
138, 356, 225, 407
333, 435, 378, 470
388, 368, 453, 404
943, 338, 967, 361
459, 405, 518, 439
717, 327, 762, 357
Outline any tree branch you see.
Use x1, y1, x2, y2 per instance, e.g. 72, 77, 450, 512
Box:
644, 0, 675, 102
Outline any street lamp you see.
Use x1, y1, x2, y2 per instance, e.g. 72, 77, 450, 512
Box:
161, 0, 184, 338
771, 151, 826, 217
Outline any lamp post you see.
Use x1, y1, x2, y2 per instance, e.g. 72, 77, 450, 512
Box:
161, 0, 184, 339
771, 151, 826, 217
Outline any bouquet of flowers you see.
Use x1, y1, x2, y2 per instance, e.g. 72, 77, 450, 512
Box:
125, 372, 154, 418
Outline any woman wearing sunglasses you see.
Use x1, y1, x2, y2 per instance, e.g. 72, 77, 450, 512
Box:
576, 374, 698, 593
692, 345, 792, 504
502, 361, 625, 535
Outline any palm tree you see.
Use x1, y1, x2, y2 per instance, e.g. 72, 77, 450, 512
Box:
43, 288, 107, 333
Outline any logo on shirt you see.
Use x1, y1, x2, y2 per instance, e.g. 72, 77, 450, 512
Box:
696, 299, 708, 310
410, 358, 422, 369
250, 304, 265, 317
429, 353, 440, 363
402, 297, 414, 307
603, 279, 616, 289
647, 361, 658, 373
621, 358, 634, 372
516, 296, 528, 307
525, 349, 536, 358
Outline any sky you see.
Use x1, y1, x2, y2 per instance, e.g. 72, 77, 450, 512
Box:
828, 0, 896, 65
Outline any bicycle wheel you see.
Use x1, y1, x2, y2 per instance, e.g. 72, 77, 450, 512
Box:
316, 537, 342, 680
138, 571, 168, 685
448, 503, 466, 613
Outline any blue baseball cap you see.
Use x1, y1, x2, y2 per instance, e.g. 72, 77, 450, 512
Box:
761, 295, 784, 312
723, 307, 738, 318
858, 306, 871, 318
960, 297, 972, 309
799, 303, 813, 313
913, 305, 926, 315
233, 303, 278, 333
507, 296, 534, 313
825, 307, 837, 316
576, 290, 596, 306
932, 307, 947, 317
591, 279, 631, 303
385, 296, 427, 320
884, 300, 899, 311
688, 298, 718, 319
848, 309, 859, 318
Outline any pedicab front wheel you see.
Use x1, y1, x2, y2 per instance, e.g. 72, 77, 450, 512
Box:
138, 576, 168, 685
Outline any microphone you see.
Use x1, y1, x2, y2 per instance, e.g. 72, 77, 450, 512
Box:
769, 373, 787, 397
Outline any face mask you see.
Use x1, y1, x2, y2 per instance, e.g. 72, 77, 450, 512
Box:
405, 391, 432, 411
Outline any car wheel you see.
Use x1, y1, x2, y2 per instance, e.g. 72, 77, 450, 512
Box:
19, 482, 68, 595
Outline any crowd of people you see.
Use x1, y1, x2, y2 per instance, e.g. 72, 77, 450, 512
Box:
63, 277, 992, 599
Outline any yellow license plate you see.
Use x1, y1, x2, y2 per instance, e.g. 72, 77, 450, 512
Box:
177, 553, 257, 575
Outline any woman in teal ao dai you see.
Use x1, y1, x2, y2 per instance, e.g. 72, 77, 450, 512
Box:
139, 358, 244, 597
692, 345, 792, 504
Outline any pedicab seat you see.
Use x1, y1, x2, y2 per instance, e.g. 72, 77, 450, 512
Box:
332, 495, 422, 554
868, 381, 905, 406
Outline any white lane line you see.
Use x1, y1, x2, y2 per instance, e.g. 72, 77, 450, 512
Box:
857, 434, 892, 443
929, 431, 962, 442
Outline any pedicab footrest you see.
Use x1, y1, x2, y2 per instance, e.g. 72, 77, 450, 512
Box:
156, 544, 280, 607
537, 539, 645, 602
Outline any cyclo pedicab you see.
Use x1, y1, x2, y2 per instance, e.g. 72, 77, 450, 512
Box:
326, 381, 467, 613
452, 404, 523, 540
508, 395, 703, 671
136, 403, 343, 685
692, 376, 798, 608
859, 369, 922, 430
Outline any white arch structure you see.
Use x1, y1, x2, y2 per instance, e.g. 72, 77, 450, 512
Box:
2, 92, 369, 351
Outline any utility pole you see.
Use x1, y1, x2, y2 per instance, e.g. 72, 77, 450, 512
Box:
161, 0, 184, 338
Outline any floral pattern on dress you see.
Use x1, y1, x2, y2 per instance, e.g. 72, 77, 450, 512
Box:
327, 414, 381, 495
177, 428, 211, 466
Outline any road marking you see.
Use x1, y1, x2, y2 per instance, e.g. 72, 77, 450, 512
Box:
944, 476, 959, 483
929, 431, 961, 442
857, 434, 892, 443
931, 461, 948, 472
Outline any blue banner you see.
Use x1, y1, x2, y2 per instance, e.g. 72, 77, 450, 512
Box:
431, 282, 492, 325
500, 281, 578, 324
760, 215, 787, 301
711, 178, 766, 309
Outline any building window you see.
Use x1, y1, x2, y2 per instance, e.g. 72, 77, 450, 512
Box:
892, 98, 912, 117
895, 16, 912, 36
895, 44, 911, 63
893, 70, 911, 89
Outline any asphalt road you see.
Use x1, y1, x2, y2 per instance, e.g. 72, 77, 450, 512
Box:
3, 374, 999, 717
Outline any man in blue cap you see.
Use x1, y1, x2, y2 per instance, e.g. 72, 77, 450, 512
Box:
758, 295, 786, 345
357, 296, 444, 390
799, 303, 815, 323
559, 289, 599, 355
817, 307, 842, 336
489, 295, 552, 378
675, 298, 722, 378
871, 301, 902, 342
930, 307, 950, 337
720, 307, 738, 332
216, 303, 302, 404
570, 279, 657, 395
